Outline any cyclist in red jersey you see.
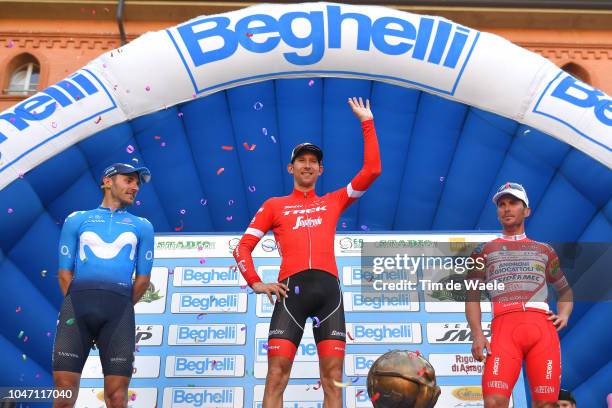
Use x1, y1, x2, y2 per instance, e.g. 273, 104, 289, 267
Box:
466, 182, 574, 408
233, 97, 380, 408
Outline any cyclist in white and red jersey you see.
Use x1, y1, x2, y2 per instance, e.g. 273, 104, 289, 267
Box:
233, 97, 381, 408
466, 182, 574, 408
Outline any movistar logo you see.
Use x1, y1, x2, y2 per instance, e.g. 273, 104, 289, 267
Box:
173, 5, 472, 68
79, 231, 137, 261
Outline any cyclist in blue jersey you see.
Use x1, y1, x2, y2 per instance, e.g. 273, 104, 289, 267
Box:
52, 163, 154, 408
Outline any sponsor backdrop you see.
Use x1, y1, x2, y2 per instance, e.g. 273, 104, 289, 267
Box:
77, 233, 528, 407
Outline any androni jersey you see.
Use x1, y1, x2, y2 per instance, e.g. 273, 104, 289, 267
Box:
234, 119, 381, 286
58, 206, 154, 296
469, 233, 569, 317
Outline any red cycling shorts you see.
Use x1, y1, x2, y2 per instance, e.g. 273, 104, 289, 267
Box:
482, 311, 561, 402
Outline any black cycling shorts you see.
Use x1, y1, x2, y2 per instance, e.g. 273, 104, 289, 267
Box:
52, 289, 135, 377
269, 269, 346, 346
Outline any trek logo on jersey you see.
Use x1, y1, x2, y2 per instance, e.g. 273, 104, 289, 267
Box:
165, 355, 245, 377
292, 216, 323, 230
171, 293, 248, 313
168, 324, 247, 345
283, 206, 327, 216
162, 387, 244, 408
533, 71, 611, 152
173, 266, 245, 286
427, 322, 491, 344
344, 292, 418, 312
346, 323, 421, 344
0, 69, 116, 160
135, 325, 163, 345
345, 354, 381, 376
168, 4, 477, 95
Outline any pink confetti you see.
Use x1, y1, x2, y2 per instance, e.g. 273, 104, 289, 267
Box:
308, 79, 314, 86
248, 185, 256, 193
179, 209, 186, 215
7, 208, 14, 214
371, 392, 381, 402
246, 33, 253, 38
145, 86, 151, 91
130, 392, 137, 401
136, 200, 141, 206
313, 380, 322, 390
243, 142, 256, 151
418, 368, 426, 376
226, 216, 233, 222
197, 245, 203, 251
23, 336, 29, 343
221, 145, 234, 151
7, 39, 14, 48
199, 259, 205, 264
341, 221, 347, 228
347, 331, 354, 341
294, 286, 300, 294
192, 93, 197, 98
126, 145, 135, 154
216, 168, 225, 175
174, 220, 184, 232
154, 135, 161, 140
10, 117, 16, 123
262, 343, 269, 350
241, 326, 246, 331
51, 122, 57, 128
160, 142, 166, 147
91, 9, 96, 15
356, 390, 364, 397
313, 316, 321, 328
102, 63, 107, 68
94, 116, 102, 124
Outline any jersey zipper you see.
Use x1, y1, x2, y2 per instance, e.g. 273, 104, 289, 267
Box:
304, 192, 312, 270
109, 210, 113, 235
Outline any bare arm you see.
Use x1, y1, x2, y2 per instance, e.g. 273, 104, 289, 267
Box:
132, 274, 151, 305
58, 269, 74, 296
548, 286, 573, 331
466, 287, 491, 362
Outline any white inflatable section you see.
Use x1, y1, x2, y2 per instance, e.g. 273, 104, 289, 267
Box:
0, 2, 610, 189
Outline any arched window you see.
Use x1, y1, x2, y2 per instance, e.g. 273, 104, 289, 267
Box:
561, 62, 591, 85
5, 57, 40, 96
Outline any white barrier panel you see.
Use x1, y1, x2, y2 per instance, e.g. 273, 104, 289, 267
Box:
0, 2, 610, 190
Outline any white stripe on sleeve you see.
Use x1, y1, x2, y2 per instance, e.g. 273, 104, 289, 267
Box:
245, 228, 265, 238
347, 182, 365, 198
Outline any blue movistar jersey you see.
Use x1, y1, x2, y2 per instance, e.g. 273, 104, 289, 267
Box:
58, 206, 154, 296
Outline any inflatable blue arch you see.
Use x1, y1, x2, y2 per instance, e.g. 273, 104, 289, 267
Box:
0, 2, 610, 406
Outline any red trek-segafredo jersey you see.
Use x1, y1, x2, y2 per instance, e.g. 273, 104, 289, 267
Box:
234, 119, 381, 286
469, 234, 570, 317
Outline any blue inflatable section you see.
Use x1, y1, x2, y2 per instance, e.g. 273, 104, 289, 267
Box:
0, 77, 610, 404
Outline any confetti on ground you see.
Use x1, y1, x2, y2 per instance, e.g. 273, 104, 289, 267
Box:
226, 216, 233, 222
270, 136, 277, 143
179, 209, 186, 215
216, 168, 225, 175
94, 116, 102, 124
126, 145, 135, 154
145, 86, 151, 91
196, 313, 206, 320
308, 79, 315, 86
7, 208, 14, 214
174, 220, 184, 232
294, 286, 300, 294
248, 185, 256, 192
253, 102, 264, 110
66, 318, 75, 326
18, 331, 24, 339
347, 331, 354, 341
243, 142, 256, 151
222, 145, 234, 151
333, 380, 352, 388
200, 198, 208, 206
313, 380, 322, 390
313, 316, 321, 328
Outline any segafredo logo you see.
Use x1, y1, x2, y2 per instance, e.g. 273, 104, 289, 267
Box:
168, 324, 246, 345
162, 387, 244, 407
533, 71, 611, 154
165, 355, 245, 377
346, 323, 421, 344
0, 69, 116, 171
167, 3, 478, 95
